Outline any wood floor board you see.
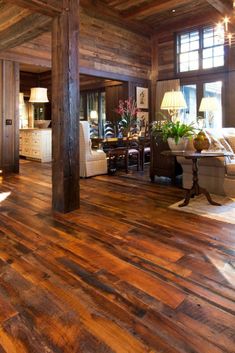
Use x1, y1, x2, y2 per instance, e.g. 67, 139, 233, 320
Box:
0, 160, 234, 353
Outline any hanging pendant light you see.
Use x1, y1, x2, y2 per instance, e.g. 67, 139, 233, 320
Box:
29, 87, 49, 103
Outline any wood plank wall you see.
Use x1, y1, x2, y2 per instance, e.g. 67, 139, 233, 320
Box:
0, 60, 19, 173
79, 9, 151, 80
2, 9, 152, 82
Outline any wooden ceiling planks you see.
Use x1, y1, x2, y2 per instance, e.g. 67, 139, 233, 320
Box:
144, 0, 214, 29
0, 2, 31, 31
0, 1, 51, 50
205, 0, 233, 14
121, 0, 193, 20
6, 0, 63, 17
99, 0, 233, 29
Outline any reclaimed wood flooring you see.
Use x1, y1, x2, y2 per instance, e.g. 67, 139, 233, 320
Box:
0, 160, 234, 353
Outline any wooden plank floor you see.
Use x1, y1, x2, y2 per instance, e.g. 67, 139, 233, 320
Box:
0, 160, 234, 353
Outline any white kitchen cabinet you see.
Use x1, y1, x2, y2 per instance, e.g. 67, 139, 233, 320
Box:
19, 128, 52, 162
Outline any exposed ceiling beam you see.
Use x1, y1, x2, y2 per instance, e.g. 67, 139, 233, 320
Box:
5, 0, 63, 17
205, 0, 233, 15
0, 13, 51, 50
122, 0, 192, 19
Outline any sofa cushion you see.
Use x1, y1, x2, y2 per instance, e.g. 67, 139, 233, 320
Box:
224, 135, 235, 154
225, 162, 235, 176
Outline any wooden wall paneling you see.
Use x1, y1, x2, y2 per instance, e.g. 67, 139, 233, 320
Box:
0, 60, 19, 173
1, 9, 152, 83
39, 70, 52, 98
105, 83, 128, 123
150, 34, 159, 122
79, 9, 151, 80
20, 71, 39, 96
158, 33, 175, 81
52, 0, 80, 213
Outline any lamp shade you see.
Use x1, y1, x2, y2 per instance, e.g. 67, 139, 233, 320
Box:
29, 87, 49, 103
19, 92, 24, 105
199, 97, 219, 112
161, 90, 187, 110
90, 110, 98, 121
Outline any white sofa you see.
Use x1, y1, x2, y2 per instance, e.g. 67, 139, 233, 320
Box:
177, 128, 235, 197
79, 121, 107, 177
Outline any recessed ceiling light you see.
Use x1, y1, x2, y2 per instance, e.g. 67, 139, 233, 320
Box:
172, 9, 176, 13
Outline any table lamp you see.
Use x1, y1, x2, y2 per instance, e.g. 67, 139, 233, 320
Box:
199, 97, 219, 128
29, 87, 49, 103
160, 90, 187, 122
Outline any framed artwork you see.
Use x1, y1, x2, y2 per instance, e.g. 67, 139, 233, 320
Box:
137, 111, 149, 128
136, 87, 149, 109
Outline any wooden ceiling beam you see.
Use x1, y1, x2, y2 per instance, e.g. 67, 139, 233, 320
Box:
0, 13, 51, 50
205, 0, 233, 15
122, 0, 192, 19
5, 0, 63, 17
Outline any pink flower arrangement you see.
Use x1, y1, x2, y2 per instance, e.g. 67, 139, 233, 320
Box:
115, 97, 140, 127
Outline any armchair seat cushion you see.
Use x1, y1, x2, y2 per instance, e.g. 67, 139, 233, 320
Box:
86, 150, 107, 162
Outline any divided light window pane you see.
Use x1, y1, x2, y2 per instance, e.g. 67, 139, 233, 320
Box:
203, 81, 222, 129
181, 85, 197, 124
178, 30, 199, 72
177, 26, 225, 73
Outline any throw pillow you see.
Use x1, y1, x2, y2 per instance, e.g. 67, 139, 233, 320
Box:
205, 130, 225, 151
224, 135, 235, 154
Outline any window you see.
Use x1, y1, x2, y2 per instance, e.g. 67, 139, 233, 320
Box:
181, 80, 223, 128
177, 26, 225, 73
80, 90, 106, 138
181, 84, 197, 124
203, 81, 222, 129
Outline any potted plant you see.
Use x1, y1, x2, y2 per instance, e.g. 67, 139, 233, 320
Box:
115, 98, 140, 137
152, 120, 195, 151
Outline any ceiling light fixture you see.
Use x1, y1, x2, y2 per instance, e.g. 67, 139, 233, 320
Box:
216, 16, 234, 47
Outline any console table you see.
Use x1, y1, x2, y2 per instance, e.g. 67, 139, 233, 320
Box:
162, 151, 232, 207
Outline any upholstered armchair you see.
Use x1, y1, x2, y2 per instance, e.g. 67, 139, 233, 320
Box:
79, 121, 107, 177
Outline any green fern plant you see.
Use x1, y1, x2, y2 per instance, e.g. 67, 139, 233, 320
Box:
152, 120, 195, 144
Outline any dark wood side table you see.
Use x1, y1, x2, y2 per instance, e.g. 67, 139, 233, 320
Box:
162, 151, 232, 207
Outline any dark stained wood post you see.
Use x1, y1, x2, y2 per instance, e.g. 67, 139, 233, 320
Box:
0, 60, 19, 174
51, 0, 80, 212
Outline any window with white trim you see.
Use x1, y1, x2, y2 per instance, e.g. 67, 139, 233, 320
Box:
177, 26, 225, 73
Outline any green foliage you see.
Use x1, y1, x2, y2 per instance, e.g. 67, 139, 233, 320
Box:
152, 120, 195, 144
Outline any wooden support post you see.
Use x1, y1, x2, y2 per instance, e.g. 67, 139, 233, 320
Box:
52, 0, 80, 213
0, 60, 19, 174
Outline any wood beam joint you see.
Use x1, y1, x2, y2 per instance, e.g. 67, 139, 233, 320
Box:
6, 0, 63, 17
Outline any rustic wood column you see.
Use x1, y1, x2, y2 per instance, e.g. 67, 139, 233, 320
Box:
0, 60, 19, 174
52, 0, 80, 213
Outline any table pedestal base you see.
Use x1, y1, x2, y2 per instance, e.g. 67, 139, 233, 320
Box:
179, 157, 221, 207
